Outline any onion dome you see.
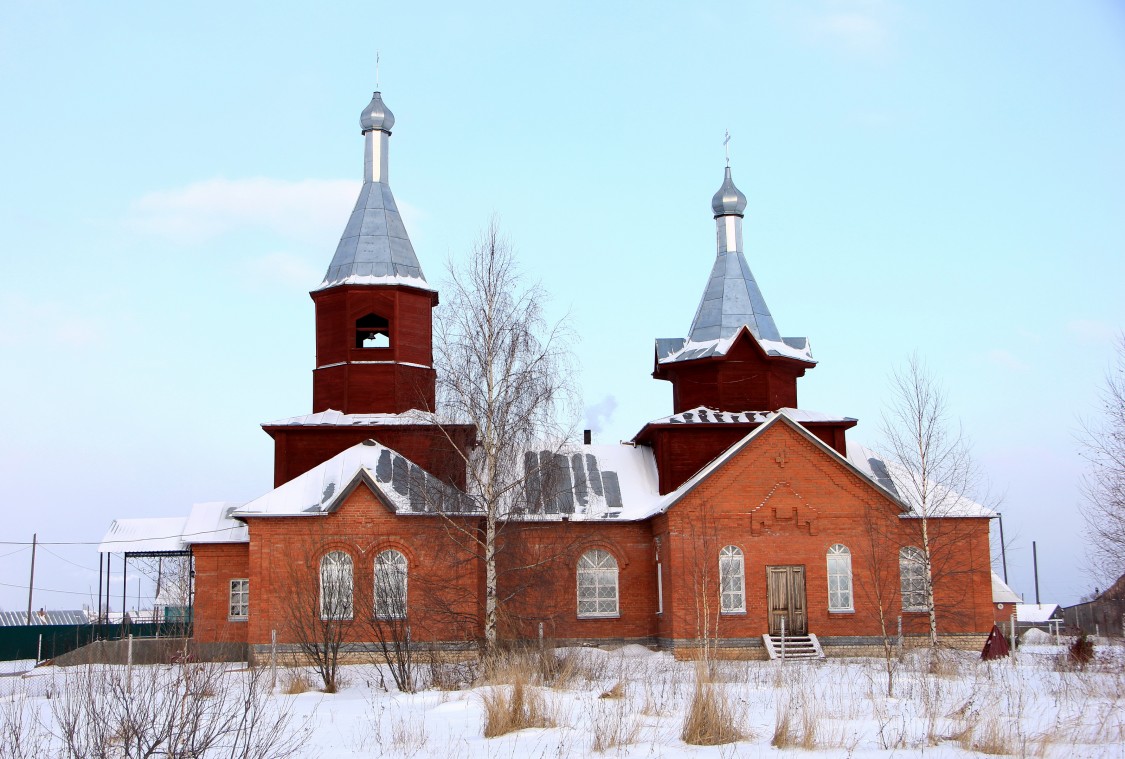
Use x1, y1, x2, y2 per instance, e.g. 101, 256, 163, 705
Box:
711, 166, 747, 217
360, 91, 395, 134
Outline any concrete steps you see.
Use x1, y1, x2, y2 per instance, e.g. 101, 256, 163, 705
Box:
762, 633, 825, 660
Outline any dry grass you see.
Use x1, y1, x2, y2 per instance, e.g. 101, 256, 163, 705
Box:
681, 672, 747, 746
599, 680, 626, 699
770, 695, 819, 749
480, 677, 555, 738
280, 669, 314, 695
590, 697, 641, 753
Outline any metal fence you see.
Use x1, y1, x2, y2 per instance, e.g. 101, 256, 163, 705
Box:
0, 620, 193, 662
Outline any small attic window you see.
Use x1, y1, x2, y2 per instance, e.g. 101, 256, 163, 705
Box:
356, 313, 390, 349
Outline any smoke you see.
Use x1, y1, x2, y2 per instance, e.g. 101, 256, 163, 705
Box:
583, 395, 618, 437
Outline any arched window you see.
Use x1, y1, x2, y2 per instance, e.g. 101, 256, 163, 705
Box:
719, 546, 746, 613
374, 549, 408, 620
577, 549, 619, 618
320, 551, 354, 619
899, 546, 927, 612
355, 313, 390, 348
827, 544, 853, 611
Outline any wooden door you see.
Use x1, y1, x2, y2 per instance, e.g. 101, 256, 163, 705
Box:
767, 565, 807, 635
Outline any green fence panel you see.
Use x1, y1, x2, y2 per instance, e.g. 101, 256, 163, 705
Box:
0, 620, 194, 662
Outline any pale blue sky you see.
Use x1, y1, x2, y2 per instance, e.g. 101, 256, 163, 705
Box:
1, 1, 1122, 613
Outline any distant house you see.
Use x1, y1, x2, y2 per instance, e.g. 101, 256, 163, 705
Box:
991, 572, 1022, 625
1063, 574, 1125, 636
1015, 603, 1063, 635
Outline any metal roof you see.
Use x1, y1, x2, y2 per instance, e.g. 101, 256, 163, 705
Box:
0, 609, 91, 626
318, 91, 431, 291
711, 166, 747, 217
658, 168, 812, 366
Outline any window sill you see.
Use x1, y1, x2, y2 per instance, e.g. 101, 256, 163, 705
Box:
577, 614, 620, 620
228, 616, 248, 623
828, 609, 855, 615
720, 610, 747, 616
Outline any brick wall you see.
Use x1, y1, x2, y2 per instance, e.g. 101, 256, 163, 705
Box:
192, 543, 250, 644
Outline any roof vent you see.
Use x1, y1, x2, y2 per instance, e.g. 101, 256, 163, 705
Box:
362, 439, 377, 446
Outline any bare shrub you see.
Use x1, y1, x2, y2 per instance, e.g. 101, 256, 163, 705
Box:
681, 675, 747, 746
0, 682, 50, 759
50, 662, 311, 758
1069, 633, 1095, 666
481, 677, 555, 738
425, 654, 479, 691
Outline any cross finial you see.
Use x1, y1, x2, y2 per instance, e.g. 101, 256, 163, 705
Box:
376, 51, 381, 91
723, 129, 731, 167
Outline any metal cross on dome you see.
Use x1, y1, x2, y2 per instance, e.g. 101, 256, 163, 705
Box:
724, 129, 731, 167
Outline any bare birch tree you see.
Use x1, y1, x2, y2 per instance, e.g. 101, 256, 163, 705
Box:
1080, 334, 1125, 587
432, 219, 577, 653
881, 355, 983, 646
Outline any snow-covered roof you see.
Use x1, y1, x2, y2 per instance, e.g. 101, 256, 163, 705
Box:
520, 443, 661, 520
182, 502, 248, 544
263, 409, 438, 428
232, 439, 471, 517
845, 442, 994, 518
642, 405, 855, 428
99, 502, 247, 553
656, 327, 815, 365
99, 517, 189, 554
992, 572, 1022, 604
1016, 603, 1061, 623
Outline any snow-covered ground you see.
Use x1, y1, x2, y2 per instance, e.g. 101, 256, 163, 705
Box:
2, 641, 1122, 758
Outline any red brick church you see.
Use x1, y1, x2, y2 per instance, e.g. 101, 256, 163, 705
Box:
104, 89, 996, 659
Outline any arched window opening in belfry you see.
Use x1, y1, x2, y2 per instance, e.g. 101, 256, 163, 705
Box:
356, 313, 391, 348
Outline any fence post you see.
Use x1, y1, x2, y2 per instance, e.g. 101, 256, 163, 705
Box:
780, 617, 786, 661
37, 634, 42, 665
897, 615, 903, 652
1009, 613, 1017, 663
270, 629, 277, 692
127, 634, 134, 693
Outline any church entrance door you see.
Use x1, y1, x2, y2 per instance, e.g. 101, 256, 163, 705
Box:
766, 565, 806, 635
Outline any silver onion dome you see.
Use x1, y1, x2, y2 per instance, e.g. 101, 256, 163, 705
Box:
711, 166, 747, 217
360, 91, 395, 134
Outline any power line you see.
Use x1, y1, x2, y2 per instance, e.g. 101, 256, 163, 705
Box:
0, 580, 99, 598
39, 545, 97, 572
0, 546, 29, 560
0, 526, 245, 548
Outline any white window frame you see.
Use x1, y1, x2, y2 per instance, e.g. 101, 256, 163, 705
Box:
827, 544, 854, 612
577, 549, 619, 618
228, 578, 249, 620
719, 545, 746, 614
320, 551, 354, 620
374, 549, 408, 620
899, 546, 928, 612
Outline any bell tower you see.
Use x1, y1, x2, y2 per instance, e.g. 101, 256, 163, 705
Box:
263, 89, 475, 489
310, 91, 437, 414
652, 165, 816, 413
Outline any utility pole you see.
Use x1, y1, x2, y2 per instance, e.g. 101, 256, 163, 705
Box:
1032, 540, 1041, 605
997, 513, 1008, 584
26, 533, 37, 625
